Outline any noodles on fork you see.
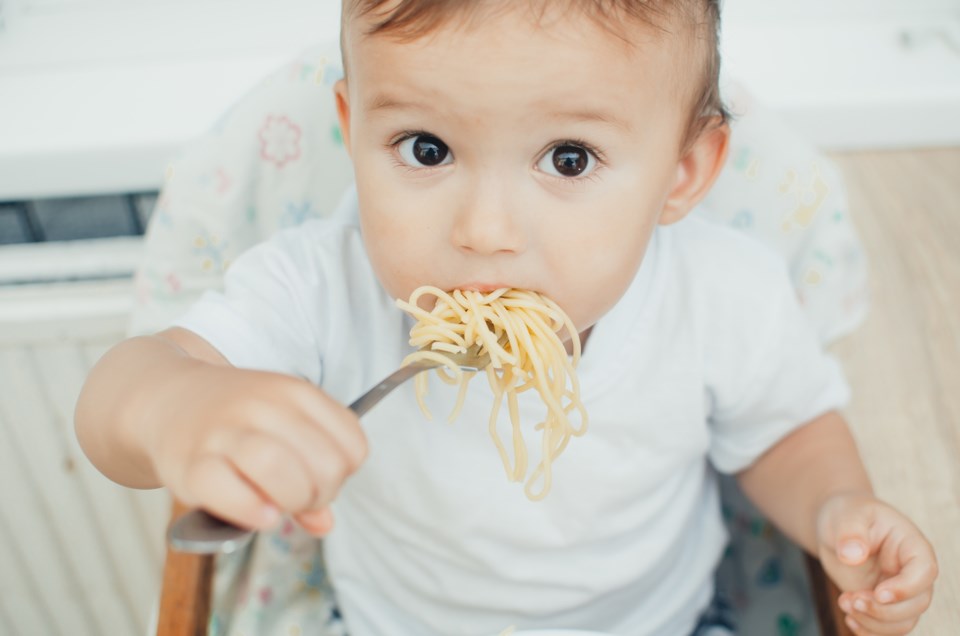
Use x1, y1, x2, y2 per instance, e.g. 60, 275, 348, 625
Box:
397, 287, 588, 500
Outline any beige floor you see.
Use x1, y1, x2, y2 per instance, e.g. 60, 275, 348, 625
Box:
827, 149, 960, 634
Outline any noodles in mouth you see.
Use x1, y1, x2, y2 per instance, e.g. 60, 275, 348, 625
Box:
396, 287, 588, 500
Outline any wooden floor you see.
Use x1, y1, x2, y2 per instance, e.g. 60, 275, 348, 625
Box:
827, 148, 960, 634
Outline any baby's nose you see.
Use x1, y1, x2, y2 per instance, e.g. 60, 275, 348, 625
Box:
450, 179, 527, 255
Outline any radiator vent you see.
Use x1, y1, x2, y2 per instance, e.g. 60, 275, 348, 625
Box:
0, 233, 167, 635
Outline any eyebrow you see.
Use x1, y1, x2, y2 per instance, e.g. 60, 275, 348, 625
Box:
367, 94, 632, 132
367, 95, 425, 113
547, 109, 633, 132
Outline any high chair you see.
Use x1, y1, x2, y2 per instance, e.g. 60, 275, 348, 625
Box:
137, 43, 868, 636
155, 501, 854, 636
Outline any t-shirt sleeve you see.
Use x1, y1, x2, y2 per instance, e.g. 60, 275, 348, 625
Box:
706, 256, 850, 474
172, 228, 323, 383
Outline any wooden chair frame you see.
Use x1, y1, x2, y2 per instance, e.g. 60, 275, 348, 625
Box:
157, 501, 215, 636
156, 501, 855, 636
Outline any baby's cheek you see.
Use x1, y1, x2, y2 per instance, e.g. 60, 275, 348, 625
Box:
363, 234, 427, 300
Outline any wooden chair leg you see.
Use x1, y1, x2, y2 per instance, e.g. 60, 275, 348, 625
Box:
157, 500, 215, 636
805, 554, 856, 636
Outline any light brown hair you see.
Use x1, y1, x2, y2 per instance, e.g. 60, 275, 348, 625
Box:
341, 0, 729, 149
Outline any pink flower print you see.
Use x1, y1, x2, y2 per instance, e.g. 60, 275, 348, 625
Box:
259, 115, 302, 168
165, 273, 182, 294
258, 586, 273, 606
214, 167, 232, 195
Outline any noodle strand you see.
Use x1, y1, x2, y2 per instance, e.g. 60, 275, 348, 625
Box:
397, 288, 588, 500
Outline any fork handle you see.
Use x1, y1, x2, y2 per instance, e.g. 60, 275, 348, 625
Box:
348, 359, 437, 417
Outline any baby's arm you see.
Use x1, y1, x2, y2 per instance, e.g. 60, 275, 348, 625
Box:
75, 327, 367, 534
738, 411, 938, 634
737, 410, 870, 552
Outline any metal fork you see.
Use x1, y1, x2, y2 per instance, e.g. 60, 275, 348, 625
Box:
167, 344, 491, 554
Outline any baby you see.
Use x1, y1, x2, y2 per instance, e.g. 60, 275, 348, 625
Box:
75, 0, 937, 634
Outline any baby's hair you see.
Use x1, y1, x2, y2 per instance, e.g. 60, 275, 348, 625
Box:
341, 0, 730, 150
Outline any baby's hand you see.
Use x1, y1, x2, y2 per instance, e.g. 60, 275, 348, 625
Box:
147, 364, 367, 536
817, 493, 938, 635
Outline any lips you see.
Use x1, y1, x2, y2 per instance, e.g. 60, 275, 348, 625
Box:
454, 282, 514, 293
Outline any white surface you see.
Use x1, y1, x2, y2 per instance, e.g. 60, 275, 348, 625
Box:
0, 0, 341, 200
0, 272, 167, 635
0, 3, 958, 199
0, 235, 142, 284
722, 0, 959, 22
722, 15, 960, 151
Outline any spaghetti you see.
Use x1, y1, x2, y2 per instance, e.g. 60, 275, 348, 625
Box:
397, 287, 588, 500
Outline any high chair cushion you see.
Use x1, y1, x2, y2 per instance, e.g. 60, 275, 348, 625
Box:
134, 42, 868, 636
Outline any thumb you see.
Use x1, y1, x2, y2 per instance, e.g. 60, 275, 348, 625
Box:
834, 514, 873, 565
818, 496, 885, 594
836, 534, 870, 566
820, 498, 876, 566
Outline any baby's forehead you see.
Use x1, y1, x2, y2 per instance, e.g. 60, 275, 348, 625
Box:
342, 0, 700, 50
342, 0, 703, 85
340, 0, 721, 144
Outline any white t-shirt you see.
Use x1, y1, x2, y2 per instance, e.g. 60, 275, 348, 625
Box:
176, 188, 849, 636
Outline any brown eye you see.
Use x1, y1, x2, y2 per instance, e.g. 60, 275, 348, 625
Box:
552, 146, 588, 176
398, 134, 452, 167
537, 143, 598, 179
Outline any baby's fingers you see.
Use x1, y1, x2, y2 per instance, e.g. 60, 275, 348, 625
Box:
295, 507, 335, 536
844, 615, 916, 636
842, 590, 932, 631
181, 454, 280, 530
226, 431, 316, 513
874, 536, 939, 604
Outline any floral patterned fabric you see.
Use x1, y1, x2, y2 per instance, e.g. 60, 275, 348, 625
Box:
135, 43, 869, 636
703, 79, 869, 345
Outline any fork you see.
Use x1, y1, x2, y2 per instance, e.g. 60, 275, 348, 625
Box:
166, 344, 492, 554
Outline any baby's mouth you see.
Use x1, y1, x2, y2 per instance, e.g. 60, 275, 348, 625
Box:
453, 282, 515, 293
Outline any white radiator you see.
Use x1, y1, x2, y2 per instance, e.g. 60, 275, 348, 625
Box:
0, 237, 168, 636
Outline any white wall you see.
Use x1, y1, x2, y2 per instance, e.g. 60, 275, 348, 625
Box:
724, 0, 959, 22
721, 0, 960, 149
0, 0, 343, 200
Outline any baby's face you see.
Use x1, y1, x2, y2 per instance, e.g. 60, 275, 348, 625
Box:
337, 6, 691, 332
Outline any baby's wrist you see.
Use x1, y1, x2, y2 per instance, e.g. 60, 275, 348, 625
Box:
815, 490, 877, 526
120, 340, 215, 483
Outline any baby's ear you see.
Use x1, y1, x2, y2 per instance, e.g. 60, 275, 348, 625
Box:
659, 118, 731, 226
334, 79, 353, 156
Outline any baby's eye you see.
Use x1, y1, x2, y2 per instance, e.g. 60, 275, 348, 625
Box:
536, 143, 598, 178
396, 134, 453, 168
